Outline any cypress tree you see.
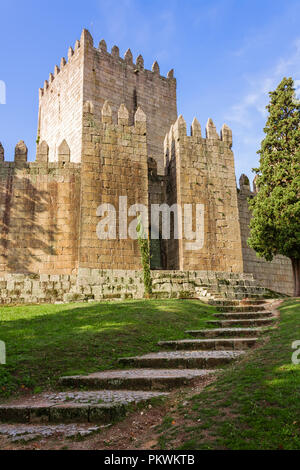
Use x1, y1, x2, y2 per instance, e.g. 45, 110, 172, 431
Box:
248, 77, 300, 296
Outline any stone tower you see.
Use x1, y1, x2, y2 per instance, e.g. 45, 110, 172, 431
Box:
38, 29, 178, 174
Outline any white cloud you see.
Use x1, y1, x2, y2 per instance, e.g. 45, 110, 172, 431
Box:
225, 37, 300, 179
226, 38, 300, 127
228, 92, 263, 126
274, 37, 300, 76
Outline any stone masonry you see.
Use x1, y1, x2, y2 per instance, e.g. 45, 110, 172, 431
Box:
0, 29, 294, 301
238, 175, 293, 295
163, 116, 243, 272
38, 29, 177, 174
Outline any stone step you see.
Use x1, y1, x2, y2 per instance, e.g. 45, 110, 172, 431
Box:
0, 390, 168, 424
59, 369, 216, 391
119, 350, 245, 369
206, 318, 276, 328
186, 327, 267, 338
208, 294, 266, 300
204, 285, 267, 291
158, 338, 259, 351
215, 305, 266, 312
198, 289, 267, 296
0, 423, 102, 441
204, 283, 266, 289
202, 291, 267, 299
213, 312, 273, 320
208, 299, 267, 306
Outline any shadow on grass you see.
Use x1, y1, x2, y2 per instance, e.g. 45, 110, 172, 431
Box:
0, 299, 216, 399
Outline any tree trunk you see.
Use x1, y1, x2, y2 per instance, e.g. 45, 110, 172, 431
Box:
291, 258, 300, 297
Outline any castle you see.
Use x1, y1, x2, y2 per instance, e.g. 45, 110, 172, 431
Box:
0, 29, 294, 303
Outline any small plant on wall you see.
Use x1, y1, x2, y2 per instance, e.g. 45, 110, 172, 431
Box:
136, 217, 152, 297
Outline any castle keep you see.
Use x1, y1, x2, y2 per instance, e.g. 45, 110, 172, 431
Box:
0, 29, 294, 303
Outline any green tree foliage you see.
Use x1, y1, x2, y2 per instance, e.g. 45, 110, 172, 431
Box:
248, 77, 300, 296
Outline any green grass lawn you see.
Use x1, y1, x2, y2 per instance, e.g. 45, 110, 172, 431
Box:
155, 299, 300, 450
0, 299, 216, 400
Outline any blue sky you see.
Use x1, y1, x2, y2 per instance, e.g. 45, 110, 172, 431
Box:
0, 0, 299, 183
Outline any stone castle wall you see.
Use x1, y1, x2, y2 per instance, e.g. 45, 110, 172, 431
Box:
238, 175, 294, 296
147, 158, 167, 269
0, 29, 295, 298
78, 101, 149, 271
0, 269, 266, 305
0, 142, 81, 276
0, 101, 150, 275
0, 132, 293, 295
164, 116, 244, 273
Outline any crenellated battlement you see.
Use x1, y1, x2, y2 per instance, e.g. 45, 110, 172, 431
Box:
93, 32, 175, 83
39, 34, 82, 99
0, 99, 147, 170
83, 99, 147, 133
0, 139, 81, 168
164, 115, 232, 144
0, 140, 29, 165
95, 42, 172, 78
238, 173, 258, 194
39, 29, 175, 100
164, 115, 233, 166
37, 29, 177, 168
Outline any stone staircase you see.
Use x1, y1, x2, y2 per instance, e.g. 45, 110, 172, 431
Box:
0, 299, 277, 441
151, 272, 277, 302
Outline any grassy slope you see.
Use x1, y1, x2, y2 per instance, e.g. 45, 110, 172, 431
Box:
0, 299, 216, 400
156, 299, 300, 450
